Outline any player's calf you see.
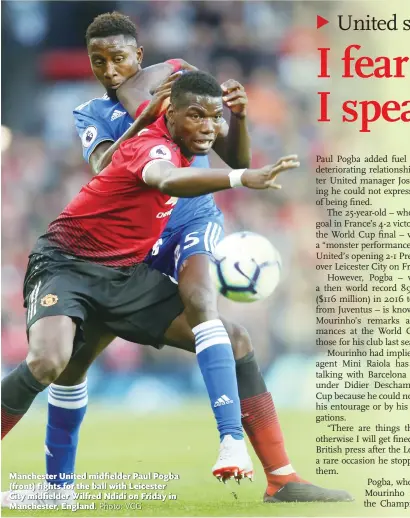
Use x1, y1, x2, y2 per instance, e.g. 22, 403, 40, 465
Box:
46, 380, 88, 488
35, 322, 114, 491
1, 316, 75, 439
178, 255, 244, 451
175, 255, 299, 489
222, 319, 300, 490
217, 321, 353, 502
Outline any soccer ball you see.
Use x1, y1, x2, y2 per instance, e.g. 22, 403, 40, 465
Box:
210, 231, 282, 302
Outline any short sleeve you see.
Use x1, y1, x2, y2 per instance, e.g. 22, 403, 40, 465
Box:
73, 105, 115, 162
135, 100, 150, 120
165, 59, 183, 73
135, 100, 168, 121
124, 139, 179, 183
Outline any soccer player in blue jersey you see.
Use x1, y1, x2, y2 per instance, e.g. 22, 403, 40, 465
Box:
1, 12, 352, 506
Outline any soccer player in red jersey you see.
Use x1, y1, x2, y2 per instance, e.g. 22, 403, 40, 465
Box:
1, 71, 300, 487
1, 11, 353, 505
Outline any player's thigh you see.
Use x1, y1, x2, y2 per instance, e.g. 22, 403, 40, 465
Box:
24, 254, 91, 332
23, 254, 94, 381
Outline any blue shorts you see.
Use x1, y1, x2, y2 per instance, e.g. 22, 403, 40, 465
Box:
145, 216, 224, 281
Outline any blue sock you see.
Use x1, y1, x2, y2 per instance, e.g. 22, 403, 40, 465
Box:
193, 319, 243, 441
46, 380, 88, 487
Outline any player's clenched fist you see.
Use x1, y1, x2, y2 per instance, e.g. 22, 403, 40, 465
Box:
221, 80, 248, 118
241, 155, 300, 190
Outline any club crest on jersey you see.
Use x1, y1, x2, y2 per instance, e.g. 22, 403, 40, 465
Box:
82, 126, 97, 148
40, 294, 59, 307
149, 145, 171, 160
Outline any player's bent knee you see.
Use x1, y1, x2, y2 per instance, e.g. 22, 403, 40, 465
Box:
223, 321, 253, 360
26, 316, 76, 385
26, 356, 71, 386
181, 284, 218, 324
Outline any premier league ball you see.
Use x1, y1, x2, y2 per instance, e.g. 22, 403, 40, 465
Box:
210, 231, 282, 302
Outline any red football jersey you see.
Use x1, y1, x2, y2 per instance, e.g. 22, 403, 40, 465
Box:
45, 116, 192, 266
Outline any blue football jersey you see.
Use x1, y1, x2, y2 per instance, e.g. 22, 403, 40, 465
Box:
73, 95, 221, 230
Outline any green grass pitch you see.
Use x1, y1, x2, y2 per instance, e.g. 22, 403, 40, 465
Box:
1, 404, 405, 516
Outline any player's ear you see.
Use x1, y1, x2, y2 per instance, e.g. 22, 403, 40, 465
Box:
136, 46, 144, 65
166, 104, 175, 125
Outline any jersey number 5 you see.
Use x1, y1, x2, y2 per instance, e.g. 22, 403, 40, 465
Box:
184, 232, 200, 250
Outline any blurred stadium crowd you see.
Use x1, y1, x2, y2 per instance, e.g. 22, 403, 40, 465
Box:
2, 1, 330, 403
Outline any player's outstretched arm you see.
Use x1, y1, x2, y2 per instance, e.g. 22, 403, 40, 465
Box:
90, 74, 180, 175
212, 80, 251, 169
143, 155, 300, 197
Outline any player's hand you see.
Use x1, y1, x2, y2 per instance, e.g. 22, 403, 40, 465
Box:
177, 60, 198, 73
241, 155, 300, 190
141, 72, 182, 122
221, 80, 248, 118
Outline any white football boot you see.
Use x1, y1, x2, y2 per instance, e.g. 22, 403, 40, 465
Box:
212, 434, 254, 483
1, 483, 75, 508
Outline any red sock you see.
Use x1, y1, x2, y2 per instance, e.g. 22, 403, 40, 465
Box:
241, 392, 307, 495
1, 407, 24, 439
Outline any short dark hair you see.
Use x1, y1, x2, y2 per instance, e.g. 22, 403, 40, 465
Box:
171, 71, 222, 108
86, 12, 138, 46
